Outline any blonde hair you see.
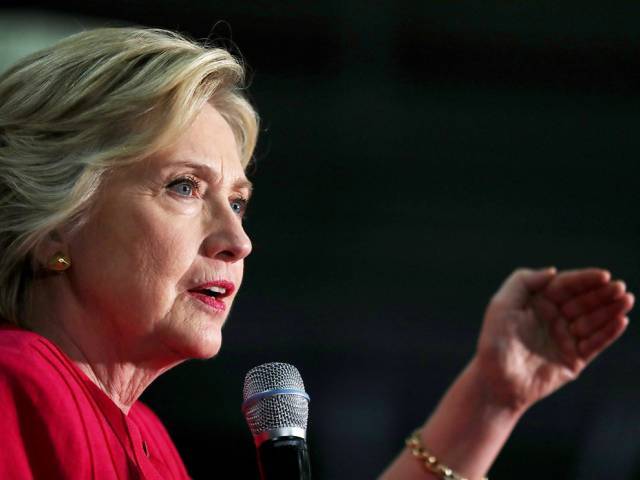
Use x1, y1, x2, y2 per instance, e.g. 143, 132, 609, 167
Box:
0, 27, 259, 325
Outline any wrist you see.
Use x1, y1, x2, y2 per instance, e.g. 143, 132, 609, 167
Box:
400, 357, 526, 479
463, 356, 530, 418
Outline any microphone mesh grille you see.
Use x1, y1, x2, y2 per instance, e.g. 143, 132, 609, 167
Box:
242, 362, 309, 436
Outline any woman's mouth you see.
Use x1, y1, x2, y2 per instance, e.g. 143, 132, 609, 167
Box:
187, 280, 235, 312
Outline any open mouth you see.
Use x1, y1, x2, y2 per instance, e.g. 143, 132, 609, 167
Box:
194, 285, 228, 299
188, 280, 235, 312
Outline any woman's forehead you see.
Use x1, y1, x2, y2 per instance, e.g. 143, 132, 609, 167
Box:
138, 105, 247, 181
171, 105, 241, 166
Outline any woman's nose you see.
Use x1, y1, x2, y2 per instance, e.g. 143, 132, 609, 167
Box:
202, 210, 252, 262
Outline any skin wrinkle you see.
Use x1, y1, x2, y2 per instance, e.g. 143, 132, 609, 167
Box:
26, 104, 252, 413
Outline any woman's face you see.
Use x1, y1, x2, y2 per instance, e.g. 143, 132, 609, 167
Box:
66, 103, 252, 362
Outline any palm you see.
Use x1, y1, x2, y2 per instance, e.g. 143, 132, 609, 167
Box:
477, 269, 633, 409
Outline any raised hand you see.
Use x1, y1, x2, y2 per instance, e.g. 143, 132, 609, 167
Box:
380, 267, 633, 480
475, 268, 634, 411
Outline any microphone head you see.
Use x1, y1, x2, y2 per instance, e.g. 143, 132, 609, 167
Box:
242, 362, 310, 446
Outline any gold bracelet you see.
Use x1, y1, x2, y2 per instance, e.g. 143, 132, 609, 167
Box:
405, 429, 489, 480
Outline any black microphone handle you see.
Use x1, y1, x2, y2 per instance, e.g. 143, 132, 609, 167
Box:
256, 436, 311, 480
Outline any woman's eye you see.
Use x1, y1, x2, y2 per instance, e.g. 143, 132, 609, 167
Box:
167, 177, 200, 198
230, 198, 248, 217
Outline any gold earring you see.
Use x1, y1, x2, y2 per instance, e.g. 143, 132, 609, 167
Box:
48, 252, 71, 271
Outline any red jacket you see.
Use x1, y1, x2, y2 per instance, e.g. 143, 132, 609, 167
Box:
0, 324, 191, 479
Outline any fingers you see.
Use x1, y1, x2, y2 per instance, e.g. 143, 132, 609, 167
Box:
561, 281, 627, 319
521, 267, 557, 292
547, 270, 634, 369
494, 267, 557, 308
544, 269, 611, 304
578, 316, 629, 363
547, 305, 578, 361
570, 293, 635, 337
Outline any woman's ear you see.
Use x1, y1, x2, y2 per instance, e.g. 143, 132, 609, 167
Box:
33, 230, 71, 272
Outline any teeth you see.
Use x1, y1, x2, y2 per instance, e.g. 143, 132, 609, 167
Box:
192, 285, 228, 298
201, 286, 226, 297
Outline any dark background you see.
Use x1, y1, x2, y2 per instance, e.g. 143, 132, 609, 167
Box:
1, 2, 639, 478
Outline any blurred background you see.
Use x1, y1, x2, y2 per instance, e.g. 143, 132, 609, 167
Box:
1, 2, 639, 478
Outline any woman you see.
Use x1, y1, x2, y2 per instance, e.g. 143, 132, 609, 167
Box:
0, 27, 255, 479
0, 27, 633, 480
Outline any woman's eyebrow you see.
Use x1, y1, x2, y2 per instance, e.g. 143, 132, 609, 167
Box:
176, 160, 253, 195
234, 179, 254, 198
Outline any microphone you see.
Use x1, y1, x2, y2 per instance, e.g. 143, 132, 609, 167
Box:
242, 362, 312, 480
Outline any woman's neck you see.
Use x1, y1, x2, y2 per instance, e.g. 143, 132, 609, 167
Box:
24, 278, 183, 414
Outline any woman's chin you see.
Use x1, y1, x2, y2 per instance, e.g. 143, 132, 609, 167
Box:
190, 339, 222, 359
163, 326, 223, 361
185, 330, 222, 359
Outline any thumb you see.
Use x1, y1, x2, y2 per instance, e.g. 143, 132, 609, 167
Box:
493, 267, 557, 308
